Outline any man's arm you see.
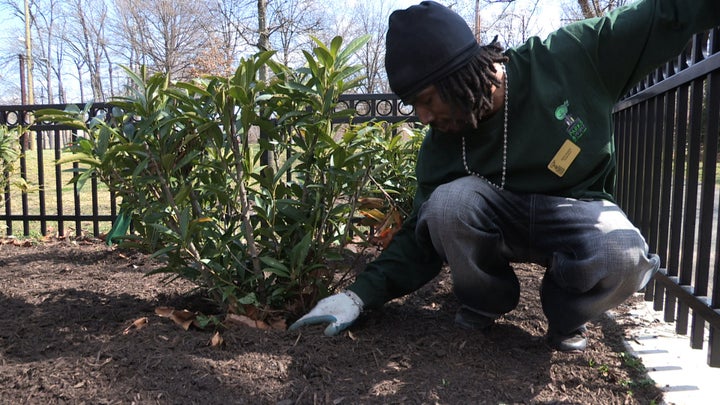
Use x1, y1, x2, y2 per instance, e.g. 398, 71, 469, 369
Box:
346, 208, 445, 309
287, 192, 444, 335
558, 0, 720, 100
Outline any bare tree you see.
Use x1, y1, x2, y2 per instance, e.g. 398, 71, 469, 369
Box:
2, 0, 38, 103
207, 0, 266, 54
340, 1, 393, 94
30, 0, 62, 103
562, 0, 629, 21
68, 57, 85, 102
471, 0, 548, 46
0, 54, 23, 104
53, 39, 66, 103
206, 0, 327, 78
113, 0, 212, 81
0, 0, 575, 103
268, 0, 323, 67
186, 34, 237, 78
64, 0, 108, 101
329, 0, 546, 93
493, 7, 538, 47
204, 0, 256, 76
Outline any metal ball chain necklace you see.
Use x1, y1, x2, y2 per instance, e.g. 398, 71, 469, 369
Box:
461, 64, 508, 190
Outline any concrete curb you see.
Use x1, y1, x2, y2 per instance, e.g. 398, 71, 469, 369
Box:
622, 296, 720, 405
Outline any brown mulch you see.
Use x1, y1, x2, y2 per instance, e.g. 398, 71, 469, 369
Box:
0, 238, 663, 404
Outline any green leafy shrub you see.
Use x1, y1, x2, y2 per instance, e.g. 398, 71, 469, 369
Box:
38, 36, 422, 322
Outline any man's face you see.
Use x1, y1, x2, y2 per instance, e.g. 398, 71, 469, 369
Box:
410, 85, 471, 133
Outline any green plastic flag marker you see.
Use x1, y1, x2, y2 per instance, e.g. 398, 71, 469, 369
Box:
106, 209, 132, 246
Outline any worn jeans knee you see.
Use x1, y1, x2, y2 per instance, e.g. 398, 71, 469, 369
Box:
539, 199, 661, 333
416, 179, 661, 330
416, 177, 520, 315
419, 183, 482, 251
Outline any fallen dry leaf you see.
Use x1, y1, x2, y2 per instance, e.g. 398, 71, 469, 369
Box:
357, 197, 385, 209
123, 317, 148, 334
154, 306, 174, 317
225, 313, 288, 331
210, 331, 223, 347
225, 313, 270, 330
225, 313, 257, 328
155, 306, 197, 330
171, 310, 196, 330
268, 317, 287, 331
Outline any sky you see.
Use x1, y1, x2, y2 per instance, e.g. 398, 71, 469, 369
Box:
390, 0, 563, 39
0, 0, 565, 104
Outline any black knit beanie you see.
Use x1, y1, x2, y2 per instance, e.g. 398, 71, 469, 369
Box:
385, 1, 480, 102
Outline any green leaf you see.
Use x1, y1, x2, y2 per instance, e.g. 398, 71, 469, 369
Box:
175, 184, 192, 203
290, 232, 313, 271
56, 153, 100, 166
260, 256, 291, 278
238, 292, 259, 305
273, 152, 301, 184
174, 82, 212, 98
302, 50, 320, 79
337, 35, 371, 64
178, 206, 191, 240
329, 36, 343, 57
314, 46, 334, 68
255, 50, 277, 67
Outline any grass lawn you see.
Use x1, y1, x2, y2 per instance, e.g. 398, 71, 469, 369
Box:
2, 147, 115, 239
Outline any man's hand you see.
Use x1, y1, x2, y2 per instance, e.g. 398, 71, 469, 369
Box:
288, 290, 364, 336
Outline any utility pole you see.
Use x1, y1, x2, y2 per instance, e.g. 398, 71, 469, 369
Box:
474, 0, 482, 42
24, 0, 35, 105
19, 54, 26, 105
18, 54, 30, 151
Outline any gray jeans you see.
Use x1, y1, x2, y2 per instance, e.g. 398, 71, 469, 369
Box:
416, 176, 660, 334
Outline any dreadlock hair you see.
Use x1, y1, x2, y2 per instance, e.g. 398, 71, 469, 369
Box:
435, 38, 509, 128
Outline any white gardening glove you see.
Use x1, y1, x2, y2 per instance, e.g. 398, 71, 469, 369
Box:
288, 290, 364, 336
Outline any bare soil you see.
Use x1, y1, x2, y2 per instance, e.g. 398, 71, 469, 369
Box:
0, 238, 663, 404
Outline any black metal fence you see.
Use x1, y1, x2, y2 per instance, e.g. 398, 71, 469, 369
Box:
0, 103, 119, 237
3, 33, 720, 367
615, 27, 720, 367
0, 95, 414, 238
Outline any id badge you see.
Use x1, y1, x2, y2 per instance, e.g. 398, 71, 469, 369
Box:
547, 139, 581, 177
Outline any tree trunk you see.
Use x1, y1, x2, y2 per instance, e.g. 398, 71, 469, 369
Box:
24, 0, 35, 105
257, 0, 269, 81
76, 63, 85, 103
577, 0, 595, 18
474, 0, 482, 42
56, 71, 66, 103
104, 47, 114, 98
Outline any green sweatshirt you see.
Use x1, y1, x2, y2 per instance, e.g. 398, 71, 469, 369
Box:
348, 0, 720, 309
